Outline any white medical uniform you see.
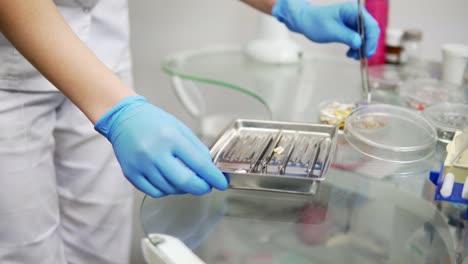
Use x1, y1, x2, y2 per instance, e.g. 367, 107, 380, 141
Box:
0, 0, 133, 263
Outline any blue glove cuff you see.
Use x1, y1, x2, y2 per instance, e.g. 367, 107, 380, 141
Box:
95, 95, 148, 139
272, 0, 309, 33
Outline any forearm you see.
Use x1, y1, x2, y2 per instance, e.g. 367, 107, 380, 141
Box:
240, 0, 277, 14
0, 0, 136, 123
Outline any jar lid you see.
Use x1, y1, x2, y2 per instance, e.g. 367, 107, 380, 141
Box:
386, 28, 404, 47
344, 104, 437, 163
403, 29, 423, 41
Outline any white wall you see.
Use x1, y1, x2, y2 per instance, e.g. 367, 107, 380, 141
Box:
388, 0, 468, 61
303, 0, 468, 61
128, 1, 467, 263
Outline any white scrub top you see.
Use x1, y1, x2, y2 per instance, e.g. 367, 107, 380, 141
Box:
0, 0, 130, 92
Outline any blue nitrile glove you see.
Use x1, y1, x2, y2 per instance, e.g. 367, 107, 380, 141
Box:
95, 96, 228, 198
272, 0, 380, 59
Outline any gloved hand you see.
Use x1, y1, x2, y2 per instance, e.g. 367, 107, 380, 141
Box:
95, 95, 228, 198
272, 0, 380, 59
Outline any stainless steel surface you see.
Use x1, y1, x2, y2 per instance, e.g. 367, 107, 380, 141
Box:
278, 133, 297, 175
249, 135, 273, 172
306, 138, 322, 178
319, 138, 334, 178
357, 0, 371, 103
210, 119, 338, 194
260, 130, 283, 173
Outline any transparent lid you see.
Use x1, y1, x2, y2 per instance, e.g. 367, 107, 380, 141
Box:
423, 103, 468, 133
344, 104, 438, 163
399, 78, 465, 111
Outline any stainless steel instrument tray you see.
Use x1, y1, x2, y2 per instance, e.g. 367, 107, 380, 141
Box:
210, 119, 338, 194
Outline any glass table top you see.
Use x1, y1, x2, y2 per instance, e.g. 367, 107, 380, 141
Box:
141, 153, 455, 264
141, 46, 466, 263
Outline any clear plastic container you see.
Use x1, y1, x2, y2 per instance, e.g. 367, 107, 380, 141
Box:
399, 78, 465, 111
369, 64, 430, 92
422, 103, 468, 143
318, 99, 356, 130
344, 104, 437, 163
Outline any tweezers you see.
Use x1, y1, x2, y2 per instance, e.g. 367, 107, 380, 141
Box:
357, 0, 371, 103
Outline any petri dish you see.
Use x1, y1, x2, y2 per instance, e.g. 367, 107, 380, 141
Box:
344, 104, 437, 163
399, 78, 465, 111
422, 103, 468, 143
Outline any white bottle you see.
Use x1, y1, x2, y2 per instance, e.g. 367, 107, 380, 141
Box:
245, 14, 302, 64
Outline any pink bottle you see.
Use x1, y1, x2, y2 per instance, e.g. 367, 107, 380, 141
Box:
366, 0, 389, 65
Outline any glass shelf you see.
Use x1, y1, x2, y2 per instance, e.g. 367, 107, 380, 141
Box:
162, 45, 441, 122
163, 46, 365, 122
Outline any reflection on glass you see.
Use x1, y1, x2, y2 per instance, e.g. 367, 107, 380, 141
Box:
141, 180, 454, 263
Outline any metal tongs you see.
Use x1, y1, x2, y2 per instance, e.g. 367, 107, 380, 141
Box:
357, 0, 371, 103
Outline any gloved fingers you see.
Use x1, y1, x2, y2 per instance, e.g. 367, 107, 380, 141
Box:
363, 9, 380, 57
346, 48, 360, 60
158, 155, 212, 195
178, 123, 211, 158
331, 22, 362, 50
143, 166, 181, 195
129, 174, 167, 198
340, 3, 379, 57
174, 138, 229, 191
